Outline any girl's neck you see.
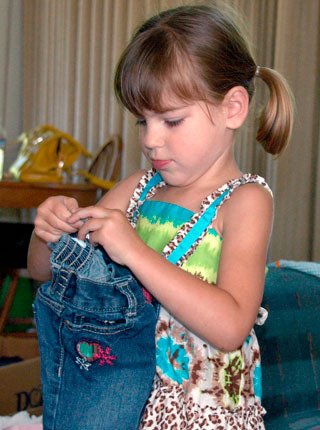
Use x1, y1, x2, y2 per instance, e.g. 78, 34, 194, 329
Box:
155, 159, 242, 213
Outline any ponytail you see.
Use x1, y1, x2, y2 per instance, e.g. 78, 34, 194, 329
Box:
255, 66, 294, 155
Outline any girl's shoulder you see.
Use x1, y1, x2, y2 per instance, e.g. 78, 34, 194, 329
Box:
219, 180, 273, 236
213, 175, 273, 237
215, 173, 273, 211
226, 178, 273, 209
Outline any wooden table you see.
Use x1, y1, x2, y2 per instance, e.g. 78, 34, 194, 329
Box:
0, 180, 98, 208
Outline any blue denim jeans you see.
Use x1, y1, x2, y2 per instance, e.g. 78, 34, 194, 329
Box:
33, 234, 158, 430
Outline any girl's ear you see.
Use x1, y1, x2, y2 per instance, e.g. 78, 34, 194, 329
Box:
223, 86, 249, 130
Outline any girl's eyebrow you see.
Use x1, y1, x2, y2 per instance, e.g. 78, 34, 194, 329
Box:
160, 105, 190, 114
140, 104, 191, 118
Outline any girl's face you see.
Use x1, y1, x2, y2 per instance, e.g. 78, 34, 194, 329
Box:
137, 98, 235, 188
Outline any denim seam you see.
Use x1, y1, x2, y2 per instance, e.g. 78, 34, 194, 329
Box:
63, 319, 135, 335
54, 238, 77, 261
52, 318, 66, 430
60, 245, 83, 267
49, 274, 146, 313
53, 272, 134, 285
51, 267, 76, 301
117, 282, 138, 317
37, 289, 64, 315
69, 247, 95, 271
53, 238, 95, 271
64, 302, 146, 314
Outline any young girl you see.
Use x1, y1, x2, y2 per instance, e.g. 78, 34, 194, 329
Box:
28, 4, 294, 429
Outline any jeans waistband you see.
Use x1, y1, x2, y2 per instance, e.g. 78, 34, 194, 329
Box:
49, 235, 143, 285
49, 234, 95, 271
46, 234, 150, 316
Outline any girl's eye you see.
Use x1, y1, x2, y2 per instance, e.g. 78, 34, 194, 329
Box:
165, 118, 184, 128
136, 118, 147, 127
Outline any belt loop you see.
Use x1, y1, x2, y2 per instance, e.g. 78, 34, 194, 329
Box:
50, 265, 74, 302
117, 281, 138, 317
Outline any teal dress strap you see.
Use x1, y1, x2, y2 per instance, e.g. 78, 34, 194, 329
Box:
127, 169, 165, 228
163, 174, 272, 266
166, 189, 230, 265
139, 171, 164, 202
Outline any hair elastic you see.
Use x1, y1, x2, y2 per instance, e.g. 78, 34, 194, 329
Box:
255, 66, 261, 77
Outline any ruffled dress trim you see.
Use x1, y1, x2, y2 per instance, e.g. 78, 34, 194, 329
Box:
140, 376, 266, 430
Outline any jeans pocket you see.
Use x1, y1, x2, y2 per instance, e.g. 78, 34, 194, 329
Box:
62, 313, 135, 335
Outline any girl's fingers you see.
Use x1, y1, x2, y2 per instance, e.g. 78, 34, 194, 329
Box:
33, 196, 82, 243
77, 221, 95, 241
35, 228, 64, 243
76, 217, 104, 240
69, 220, 85, 230
68, 206, 108, 223
34, 218, 78, 242
61, 196, 79, 214
37, 216, 78, 234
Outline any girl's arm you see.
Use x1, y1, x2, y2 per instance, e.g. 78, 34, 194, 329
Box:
95, 169, 146, 212
28, 232, 52, 281
70, 183, 273, 351
27, 171, 145, 281
27, 196, 81, 281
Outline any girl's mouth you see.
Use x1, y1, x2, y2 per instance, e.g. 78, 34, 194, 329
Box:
152, 159, 171, 170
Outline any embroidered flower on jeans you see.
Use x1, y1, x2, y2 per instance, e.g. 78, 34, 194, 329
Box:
76, 340, 117, 366
75, 356, 91, 371
156, 336, 190, 383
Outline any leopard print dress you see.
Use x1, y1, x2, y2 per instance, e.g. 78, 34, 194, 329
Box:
126, 169, 270, 430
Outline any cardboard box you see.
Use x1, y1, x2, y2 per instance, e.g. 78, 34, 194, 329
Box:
0, 336, 42, 416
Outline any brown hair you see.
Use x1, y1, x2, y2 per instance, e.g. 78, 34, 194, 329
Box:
114, 5, 294, 155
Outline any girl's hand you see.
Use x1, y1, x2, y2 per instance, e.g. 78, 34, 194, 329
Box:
34, 196, 83, 243
68, 206, 142, 265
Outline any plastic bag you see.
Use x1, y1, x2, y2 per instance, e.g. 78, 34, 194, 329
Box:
9, 125, 91, 183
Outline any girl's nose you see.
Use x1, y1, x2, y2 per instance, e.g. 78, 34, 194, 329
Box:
143, 128, 164, 149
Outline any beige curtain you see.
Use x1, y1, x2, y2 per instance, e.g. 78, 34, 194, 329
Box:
270, 0, 320, 261
0, 0, 22, 165
22, 0, 320, 262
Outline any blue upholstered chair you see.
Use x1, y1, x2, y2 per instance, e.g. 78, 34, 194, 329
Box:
256, 263, 320, 429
